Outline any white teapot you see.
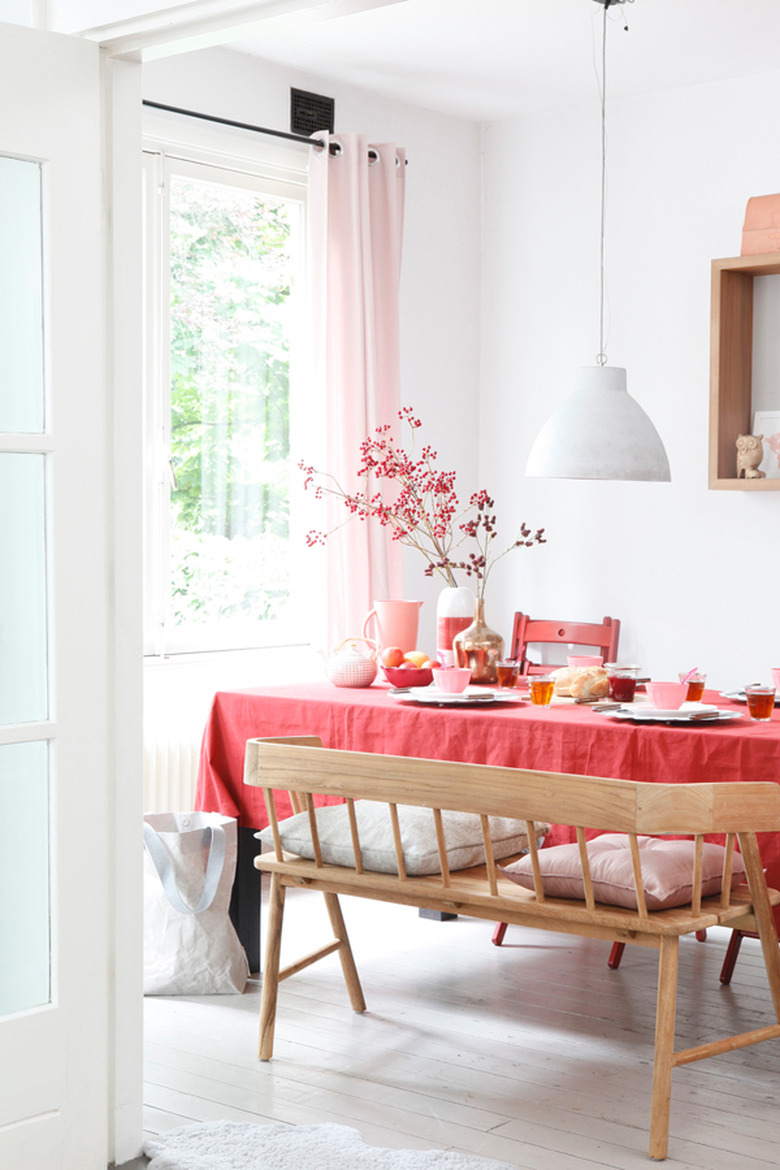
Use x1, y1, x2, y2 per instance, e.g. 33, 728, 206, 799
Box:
327, 638, 378, 688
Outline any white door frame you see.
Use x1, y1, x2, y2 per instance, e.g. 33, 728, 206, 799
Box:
103, 55, 146, 1165
0, 23, 144, 1168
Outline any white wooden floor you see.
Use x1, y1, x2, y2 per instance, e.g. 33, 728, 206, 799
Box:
143, 881, 780, 1168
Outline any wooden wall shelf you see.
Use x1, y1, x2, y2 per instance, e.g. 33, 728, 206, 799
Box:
710, 252, 780, 489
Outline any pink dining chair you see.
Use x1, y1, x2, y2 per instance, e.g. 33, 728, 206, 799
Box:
510, 612, 621, 676
492, 612, 620, 949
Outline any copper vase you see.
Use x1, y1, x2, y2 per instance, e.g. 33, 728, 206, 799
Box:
453, 598, 504, 683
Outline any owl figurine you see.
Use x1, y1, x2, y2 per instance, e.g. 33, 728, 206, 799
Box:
736, 433, 766, 478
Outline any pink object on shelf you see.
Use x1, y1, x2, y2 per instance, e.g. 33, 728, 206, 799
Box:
741, 194, 780, 255
644, 681, 688, 710
431, 667, 472, 694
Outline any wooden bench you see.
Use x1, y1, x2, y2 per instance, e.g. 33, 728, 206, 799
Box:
245, 735, 780, 1161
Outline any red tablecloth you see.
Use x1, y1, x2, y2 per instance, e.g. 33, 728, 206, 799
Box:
197, 680, 780, 893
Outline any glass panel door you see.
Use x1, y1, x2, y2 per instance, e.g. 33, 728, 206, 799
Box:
0, 151, 50, 1018
0, 156, 44, 432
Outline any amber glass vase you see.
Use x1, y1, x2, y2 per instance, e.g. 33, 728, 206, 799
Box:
453, 598, 504, 683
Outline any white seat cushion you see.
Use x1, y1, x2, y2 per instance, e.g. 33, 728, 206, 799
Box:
258, 802, 549, 876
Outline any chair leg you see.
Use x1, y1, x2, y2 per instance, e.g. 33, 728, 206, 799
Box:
719, 930, 744, 985
608, 942, 625, 969
610, 930, 704, 972
258, 873, 285, 1061
649, 935, 679, 1161
324, 891, 366, 1012
492, 921, 508, 946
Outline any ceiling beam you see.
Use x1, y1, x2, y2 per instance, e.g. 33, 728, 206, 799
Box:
51, 0, 408, 61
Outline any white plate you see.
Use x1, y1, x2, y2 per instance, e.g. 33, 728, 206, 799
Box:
394, 687, 520, 706
603, 706, 743, 725
720, 690, 780, 706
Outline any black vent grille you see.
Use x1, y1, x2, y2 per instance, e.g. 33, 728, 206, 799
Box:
290, 88, 335, 137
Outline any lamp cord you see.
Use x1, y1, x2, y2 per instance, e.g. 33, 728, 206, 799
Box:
597, 2, 608, 367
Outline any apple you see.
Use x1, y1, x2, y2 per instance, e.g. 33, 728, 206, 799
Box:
380, 646, 404, 668
421, 658, 441, 670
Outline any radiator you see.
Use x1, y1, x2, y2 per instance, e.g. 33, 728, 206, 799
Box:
143, 732, 201, 812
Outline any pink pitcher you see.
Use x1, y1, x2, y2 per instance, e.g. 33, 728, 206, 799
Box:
362, 600, 422, 653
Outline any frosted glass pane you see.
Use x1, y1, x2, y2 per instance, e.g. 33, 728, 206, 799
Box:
0, 155, 44, 432
0, 454, 48, 723
0, 741, 50, 1016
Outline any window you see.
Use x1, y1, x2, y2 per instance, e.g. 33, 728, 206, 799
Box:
143, 140, 312, 656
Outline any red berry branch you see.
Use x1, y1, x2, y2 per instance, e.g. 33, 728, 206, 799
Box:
301, 409, 545, 592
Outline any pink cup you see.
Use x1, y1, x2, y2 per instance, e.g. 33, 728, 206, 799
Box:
567, 655, 603, 668
432, 667, 472, 694
771, 668, 780, 692
644, 681, 688, 710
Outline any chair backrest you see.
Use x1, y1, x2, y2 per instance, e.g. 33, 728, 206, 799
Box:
510, 612, 620, 676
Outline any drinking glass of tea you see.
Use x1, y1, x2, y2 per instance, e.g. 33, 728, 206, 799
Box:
678, 671, 706, 702
529, 675, 555, 707
745, 683, 776, 722
496, 661, 519, 688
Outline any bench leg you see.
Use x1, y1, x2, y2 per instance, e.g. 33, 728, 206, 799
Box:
649, 935, 679, 1160
738, 833, 780, 1020
258, 873, 285, 1061
324, 891, 366, 1013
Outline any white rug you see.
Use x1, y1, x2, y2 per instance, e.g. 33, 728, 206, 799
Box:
143, 1121, 516, 1170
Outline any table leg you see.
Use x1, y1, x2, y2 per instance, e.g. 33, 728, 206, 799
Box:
229, 826, 262, 974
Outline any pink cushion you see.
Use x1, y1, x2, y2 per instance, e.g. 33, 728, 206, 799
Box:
501, 833, 746, 911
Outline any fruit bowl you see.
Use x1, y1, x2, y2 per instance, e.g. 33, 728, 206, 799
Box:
382, 665, 434, 688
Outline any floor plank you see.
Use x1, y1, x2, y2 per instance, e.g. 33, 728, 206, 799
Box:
143, 884, 780, 1167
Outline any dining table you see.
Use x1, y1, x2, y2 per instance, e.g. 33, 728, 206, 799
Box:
195, 678, 780, 970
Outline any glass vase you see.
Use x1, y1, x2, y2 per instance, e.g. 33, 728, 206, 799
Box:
453, 598, 504, 683
435, 585, 474, 667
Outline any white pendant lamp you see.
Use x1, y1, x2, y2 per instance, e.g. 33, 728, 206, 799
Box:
526, 0, 671, 483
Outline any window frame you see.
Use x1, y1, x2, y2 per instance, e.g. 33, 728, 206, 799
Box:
142, 118, 314, 659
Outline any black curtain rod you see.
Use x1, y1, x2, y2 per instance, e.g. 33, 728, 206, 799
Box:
143, 99, 345, 156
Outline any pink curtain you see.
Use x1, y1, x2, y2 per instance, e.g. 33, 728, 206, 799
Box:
308, 132, 406, 648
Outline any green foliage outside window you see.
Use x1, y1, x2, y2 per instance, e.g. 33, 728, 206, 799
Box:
168, 176, 296, 628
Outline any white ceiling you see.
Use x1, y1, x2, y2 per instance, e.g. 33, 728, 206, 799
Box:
223, 0, 780, 122
51, 0, 780, 123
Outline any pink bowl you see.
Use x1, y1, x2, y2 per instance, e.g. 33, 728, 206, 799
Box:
567, 655, 603, 668
644, 681, 688, 710
432, 667, 472, 694
382, 665, 433, 688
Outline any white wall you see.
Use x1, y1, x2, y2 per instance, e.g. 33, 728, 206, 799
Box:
481, 70, 780, 690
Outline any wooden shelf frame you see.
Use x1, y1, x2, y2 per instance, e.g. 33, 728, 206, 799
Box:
710, 252, 780, 490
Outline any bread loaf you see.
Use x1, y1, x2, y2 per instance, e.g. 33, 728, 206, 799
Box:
569, 667, 609, 700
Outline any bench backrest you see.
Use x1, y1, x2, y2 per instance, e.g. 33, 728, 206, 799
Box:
244, 736, 780, 918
